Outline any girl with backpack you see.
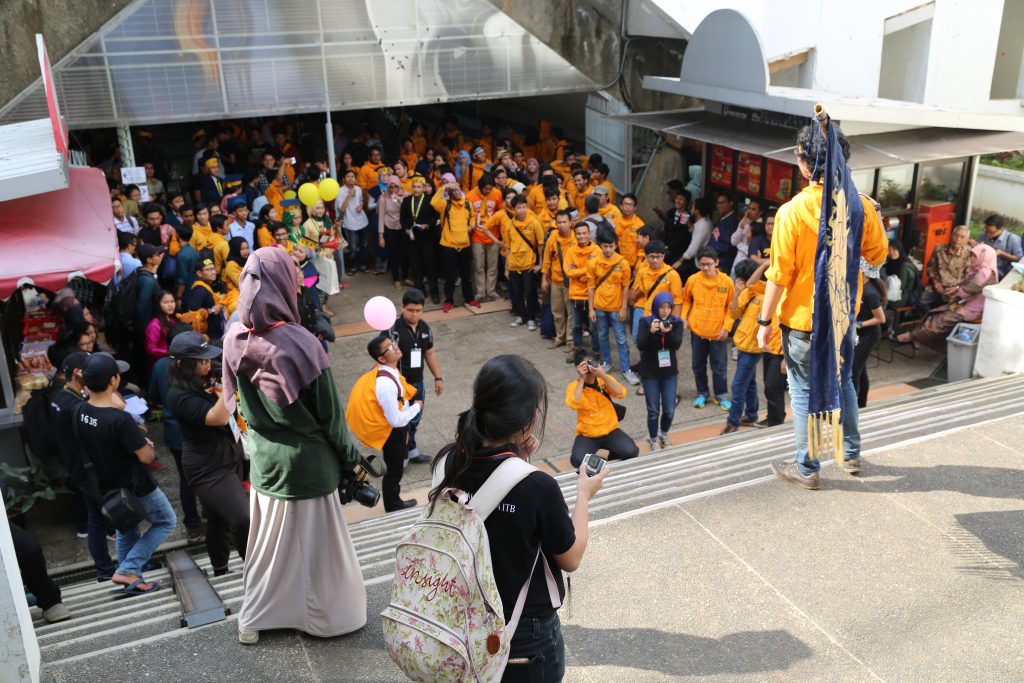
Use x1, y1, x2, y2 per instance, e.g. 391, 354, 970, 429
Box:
420, 355, 607, 682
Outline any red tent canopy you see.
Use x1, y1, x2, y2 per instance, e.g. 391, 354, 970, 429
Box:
0, 167, 116, 299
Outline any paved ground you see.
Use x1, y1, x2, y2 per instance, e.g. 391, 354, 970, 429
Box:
42, 415, 1024, 682
29, 270, 946, 569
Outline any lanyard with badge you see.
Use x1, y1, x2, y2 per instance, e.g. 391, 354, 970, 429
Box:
656, 322, 672, 368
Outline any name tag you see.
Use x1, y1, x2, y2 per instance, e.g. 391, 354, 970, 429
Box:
409, 348, 422, 369
717, 286, 729, 293
658, 350, 671, 368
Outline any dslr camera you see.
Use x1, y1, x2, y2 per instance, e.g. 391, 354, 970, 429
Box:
338, 454, 387, 508
576, 452, 606, 477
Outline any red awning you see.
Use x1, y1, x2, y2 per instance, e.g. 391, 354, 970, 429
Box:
0, 167, 117, 299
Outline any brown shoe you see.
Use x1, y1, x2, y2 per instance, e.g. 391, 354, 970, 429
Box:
771, 460, 820, 490
721, 424, 739, 435
548, 340, 566, 349
739, 416, 756, 426
843, 457, 862, 475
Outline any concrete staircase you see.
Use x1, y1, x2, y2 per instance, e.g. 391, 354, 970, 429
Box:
34, 373, 1024, 670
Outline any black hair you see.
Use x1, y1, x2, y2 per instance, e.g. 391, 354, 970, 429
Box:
117, 232, 136, 250
510, 195, 527, 208
766, 206, 778, 219
143, 203, 164, 217
47, 342, 70, 373
638, 225, 656, 239
177, 223, 194, 242
584, 194, 600, 214
596, 163, 610, 177
795, 123, 851, 181
667, 179, 685, 192
734, 259, 759, 282
697, 246, 719, 262
747, 197, 763, 211
211, 214, 229, 233
124, 184, 140, 196
589, 153, 604, 166
715, 190, 733, 205
168, 355, 207, 393
257, 204, 275, 225
166, 191, 186, 205
555, 209, 574, 221
366, 332, 390, 361
573, 222, 591, 236
645, 239, 667, 254
692, 197, 712, 217
984, 214, 1004, 229
477, 173, 494, 190
402, 288, 426, 306
543, 186, 560, 199
595, 225, 618, 245
84, 371, 116, 394
621, 193, 637, 204
541, 175, 559, 189
428, 355, 547, 511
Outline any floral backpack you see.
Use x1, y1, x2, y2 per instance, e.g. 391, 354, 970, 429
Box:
381, 456, 561, 682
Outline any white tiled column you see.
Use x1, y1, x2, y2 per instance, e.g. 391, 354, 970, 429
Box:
1, 490, 39, 683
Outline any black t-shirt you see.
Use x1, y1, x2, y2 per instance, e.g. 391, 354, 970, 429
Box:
857, 281, 883, 325
392, 319, 434, 385
76, 403, 155, 496
165, 385, 240, 484
451, 449, 576, 622
48, 384, 85, 470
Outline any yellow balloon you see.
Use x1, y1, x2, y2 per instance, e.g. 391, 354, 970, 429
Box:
318, 177, 340, 202
283, 190, 297, 200
298, 183, 320, 207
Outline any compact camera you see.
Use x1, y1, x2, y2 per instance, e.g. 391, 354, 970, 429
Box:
576, 453, 606, 477
338, 454, 386, 508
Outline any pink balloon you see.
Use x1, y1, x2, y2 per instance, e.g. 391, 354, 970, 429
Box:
363, 296, 397, 331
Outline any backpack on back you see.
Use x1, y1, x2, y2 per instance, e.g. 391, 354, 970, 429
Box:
109, 269, 146, 331
381, 456, 560, 683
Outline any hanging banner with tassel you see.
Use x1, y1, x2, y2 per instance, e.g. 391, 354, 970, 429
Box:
807, 104, 865, 466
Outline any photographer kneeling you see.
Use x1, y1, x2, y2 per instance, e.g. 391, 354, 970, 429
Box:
430, 355, 607, 682
165, 332, 249, 576
565, 356, 640, 467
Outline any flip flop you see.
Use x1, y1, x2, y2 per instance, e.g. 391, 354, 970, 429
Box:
110, 578, 160, 597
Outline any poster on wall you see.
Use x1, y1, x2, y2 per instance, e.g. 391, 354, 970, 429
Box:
709, 145, 734, 187
765, 160, 795, 202
736, 152, 762, 195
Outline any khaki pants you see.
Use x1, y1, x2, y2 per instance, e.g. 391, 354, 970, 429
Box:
472, 241, 500, 299
551, 282, 571, 344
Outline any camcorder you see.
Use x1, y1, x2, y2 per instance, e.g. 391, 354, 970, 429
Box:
576, 453, 606, 477
338, 454, 386, 508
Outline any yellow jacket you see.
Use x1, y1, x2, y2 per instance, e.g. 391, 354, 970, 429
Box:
566, 377, 624, 437
543, 231, 576, 286
588, 255, 631, 312
564, 243, 600, 300
500, 216, 545, 272
345, 365, 416, 451
431, 190, 474, 250
682, 271, 735, 340
615, 215, 645, 268
767, 184, 887, 332
634, 263, 683, 315
357, 161, 383, 191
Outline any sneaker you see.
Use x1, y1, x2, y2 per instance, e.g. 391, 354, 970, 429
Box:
646, 436, 659, 451
548, 340, 566, 349
42, 603, 72, 624
721, 424, 739, 435
510, 317, 524, 327
731, 346, 739, 361
716, 398, 732, 411
478, 295, 494, 303
771, 460, 821, 490
657, 432, 671, 448
527, 320, 536, 331
563, 345, 575, 353
76, 531, 89, 539
600, 362, 612, 373
187, 524, 206, 541
739, 416, 757, 426
442, 302, 453, 313
239, 628, 260, 645
693, 395, 707, 409
623, 370, 641, 386
843, 457, 862, 475
467, 299, 481, 309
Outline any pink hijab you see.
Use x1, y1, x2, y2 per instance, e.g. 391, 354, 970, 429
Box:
222, 247, 330, 410
965, 243, 998, 288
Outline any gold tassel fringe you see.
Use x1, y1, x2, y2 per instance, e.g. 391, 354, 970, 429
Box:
808, 411, 845, 467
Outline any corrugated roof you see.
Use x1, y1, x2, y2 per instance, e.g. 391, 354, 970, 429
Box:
0, 118, 68, 202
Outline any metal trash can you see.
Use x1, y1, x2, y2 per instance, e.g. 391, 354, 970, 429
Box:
946, 323, 981, 382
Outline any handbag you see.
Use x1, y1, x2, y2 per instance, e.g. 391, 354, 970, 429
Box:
100, 488, 146, 532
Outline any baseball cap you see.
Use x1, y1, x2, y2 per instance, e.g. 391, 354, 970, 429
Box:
196, 258, 216, 272
61, 351, 92, 375
168, 331, 223, 361
82, 353, 129, 387
591, 185, 609, 196
137, 244, 165, 261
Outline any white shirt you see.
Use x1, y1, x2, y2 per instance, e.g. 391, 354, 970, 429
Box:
336, 185, 368, 230
228, 219, 255, 247
682, 217, 713, 262
114, 216, 139, 234
375, 365, 420, 429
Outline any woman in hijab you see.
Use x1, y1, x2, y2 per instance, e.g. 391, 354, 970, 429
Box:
884, 239, 921, 309
300, 200, 340, 316
223, 247, 365, 645
221, 237, 250, 316
635, 291, 685, 450
896, 243, 998, 350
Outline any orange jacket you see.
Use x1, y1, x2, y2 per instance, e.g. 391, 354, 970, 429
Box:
634, 263, 683, 315
615, 214, 645, 268
345, 366, 416, 450
357, 161, 383, 191
500, 216, 545, 272
564, 243, 600, 300
543, 231, 576, 286
732, 281, 782, 355
566, 377, 625, 437
431, 190, 474, 250
588, 254, 631, 312
681, 270, 735, 340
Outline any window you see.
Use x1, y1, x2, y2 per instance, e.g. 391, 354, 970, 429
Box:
877, 164, 915, 212
878, 3, 934, 103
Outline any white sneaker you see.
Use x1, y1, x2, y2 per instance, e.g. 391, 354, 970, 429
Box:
731, 346, 739, 361
657, 432, 672, 448
42, 603, 71, 624
239, 628, 259, 645
623, 370, 641, 385
646, 436, 659, 451
600, 362, 612, 373
510, 317, 524, 327
527, 320, 536, 331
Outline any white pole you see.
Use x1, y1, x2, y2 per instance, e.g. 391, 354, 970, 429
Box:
1, 491, 41, 682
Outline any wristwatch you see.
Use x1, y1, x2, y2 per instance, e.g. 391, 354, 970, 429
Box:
756, 315, 772, 327
434, 377, 444, 382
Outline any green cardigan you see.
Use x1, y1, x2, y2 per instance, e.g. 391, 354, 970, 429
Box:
238, 369, 360, 500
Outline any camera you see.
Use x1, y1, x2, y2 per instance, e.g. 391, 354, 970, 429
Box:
587, 358, 599, 368
576, 453, 606, 477
338, 454, 387, 508
659, 317, 672, 331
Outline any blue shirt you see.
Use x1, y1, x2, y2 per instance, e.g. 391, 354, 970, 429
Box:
149, 357, 181, 451
176, 244, 199, 290
707, 211, 740, 274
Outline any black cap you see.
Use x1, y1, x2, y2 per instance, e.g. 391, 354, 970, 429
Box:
61, 351, 92, 375
168, 331, 222, 361
82, 353, 129, 387
138, 243, 165, 261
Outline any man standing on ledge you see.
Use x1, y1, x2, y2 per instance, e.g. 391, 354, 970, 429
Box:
757, 122, 887, 490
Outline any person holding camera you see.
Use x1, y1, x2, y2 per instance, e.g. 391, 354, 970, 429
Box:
429, 355, 607, 682
565, 356, 640, 467
636, 291, 685, 450
346, 333, 423, 512
223, 247, 365, 645
165, 332, 249, 577
431, 173, 480, 312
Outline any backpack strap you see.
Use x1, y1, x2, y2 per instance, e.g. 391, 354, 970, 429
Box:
469, 457, 537, 520
507, 549, 561, 632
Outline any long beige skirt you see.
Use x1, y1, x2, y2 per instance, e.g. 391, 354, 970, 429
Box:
238, 490, 366, 636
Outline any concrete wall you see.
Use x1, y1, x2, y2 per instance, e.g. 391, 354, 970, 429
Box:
0, 0, 135, 109
990, 0, 1024, 98
972, 164, 1024, 226
879, 19, 931, 103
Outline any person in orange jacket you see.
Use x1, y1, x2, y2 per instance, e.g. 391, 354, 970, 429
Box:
681, 246, 735, 410
564, 222, 601, 359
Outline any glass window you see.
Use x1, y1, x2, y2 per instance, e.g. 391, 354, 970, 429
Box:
877, 164, 914, 211
917, 161, 964, 206
851, 168, 875, 196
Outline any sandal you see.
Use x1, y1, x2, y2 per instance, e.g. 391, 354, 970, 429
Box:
636, 386, 645, 396
110, 575, 160, 597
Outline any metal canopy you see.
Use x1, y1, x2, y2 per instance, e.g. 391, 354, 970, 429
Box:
0, 0, 595, 129
614, 109, 1024, 170
0, 118, 69, 203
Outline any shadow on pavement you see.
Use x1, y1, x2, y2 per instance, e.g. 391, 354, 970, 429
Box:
563, 625, 812, 675
953, 510, 1024, 581
827, 464, 1024, 501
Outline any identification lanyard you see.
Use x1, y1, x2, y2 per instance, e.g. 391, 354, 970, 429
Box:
410, 194, 425, 221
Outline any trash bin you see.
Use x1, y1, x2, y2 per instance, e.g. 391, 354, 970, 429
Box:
946, 323, 981, 382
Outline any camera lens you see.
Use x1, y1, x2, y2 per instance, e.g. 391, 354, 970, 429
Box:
354, 484, 380, 508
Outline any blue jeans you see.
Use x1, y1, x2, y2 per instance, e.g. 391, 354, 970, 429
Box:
114, 487, 176, 576
571, 301, 598, 352
631, 306, 644, 342
346, 228, 371, 270
86, 498, 118, 579
642, 375, 677, 438
690, 334, 729, 400
782, 329, 861, 474
506, 611, 565, 682
594, 309, 630, 373
727, 351, 760, 426
407, 380, 425, 451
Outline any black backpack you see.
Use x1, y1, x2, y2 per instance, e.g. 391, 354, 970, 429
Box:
20, 386, 67, 482
110, 269, 153, 331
